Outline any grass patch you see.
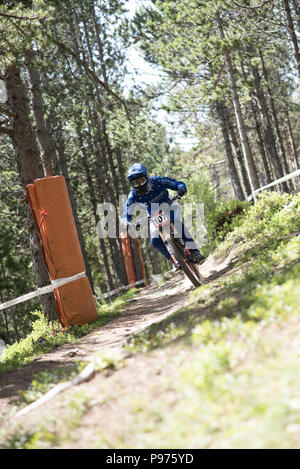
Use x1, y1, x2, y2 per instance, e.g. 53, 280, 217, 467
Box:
113, 235, 300, 448
13, 348, 124, 411
127, 316, 300, 448
215, 191, 300, 257
13, 362, 86, 407
126, 242, 299, 354
1, 348, 125, 449
1, 391, 93, 449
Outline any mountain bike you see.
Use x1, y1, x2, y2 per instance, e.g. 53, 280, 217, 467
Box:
130, 195, 204, 288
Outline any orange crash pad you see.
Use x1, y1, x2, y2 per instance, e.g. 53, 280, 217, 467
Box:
27, 176, 98, 328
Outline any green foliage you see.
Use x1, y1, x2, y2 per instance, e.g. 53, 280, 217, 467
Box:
0, 165, 40, 343
218, 191, 300, 256
0, 311, 70, 372
15, 362, 85, 406
125, 318, 186, 353
106, 108, 167, 162
204, 198, 251, 251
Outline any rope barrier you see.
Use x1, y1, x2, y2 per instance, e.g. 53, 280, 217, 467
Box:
0, 272, 86, 313
0, 275, 146, 313
247, 169, 300, 201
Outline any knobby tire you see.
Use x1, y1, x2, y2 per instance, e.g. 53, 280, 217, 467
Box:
169, 237, 203, 288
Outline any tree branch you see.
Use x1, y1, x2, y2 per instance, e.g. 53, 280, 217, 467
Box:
2, 16, 131, 122
0, 105, 14, 117
0, 11, 40, 20
49, 37, 131, 123
231, 0, 274, 9
0, 126, 13, 137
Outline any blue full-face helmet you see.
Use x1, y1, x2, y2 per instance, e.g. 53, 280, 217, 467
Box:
127, 163, 149, 192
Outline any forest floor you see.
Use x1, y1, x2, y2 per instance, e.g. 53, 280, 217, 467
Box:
0, 224, 299, 449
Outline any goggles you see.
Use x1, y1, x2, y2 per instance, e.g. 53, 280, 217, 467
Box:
130, 176, 147, 188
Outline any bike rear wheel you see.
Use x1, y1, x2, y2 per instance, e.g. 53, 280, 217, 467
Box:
169, 237, 203, 287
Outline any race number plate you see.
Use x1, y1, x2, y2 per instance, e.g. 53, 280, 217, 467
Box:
151, 211, 169, 229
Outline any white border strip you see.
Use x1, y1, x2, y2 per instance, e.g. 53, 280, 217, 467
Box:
0, 272, 86, 312
248, 169, 300, 201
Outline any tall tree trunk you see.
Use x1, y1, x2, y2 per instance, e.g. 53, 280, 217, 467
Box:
79, 23, 130, 287
259, 51, 294, 190
4, 64, 58, 321
71, 1, 140, 288
0, 257, 14, 343
75, 122, 115, 291
115, 148, 129, 194
210, 164, 220, 202
86, 18, 143, 283
92, 3, 109, 84
251, 64, 289, 192
250, 99, 273, 185
215, 13, 260, 193
240, 59, 273, 185
292, 0, 300, 30
215, 101, 245, 200
283, 0, 300, 78
24, 47, 54, 177
286, 112, 300, 168
55, 127, 95, 294
149, 245, 161, 275
67, 5, 127, 287
86, 114, 128, 286
224, 106, 253, 196
285, 111, 300, 189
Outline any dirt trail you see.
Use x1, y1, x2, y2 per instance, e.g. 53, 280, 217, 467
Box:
0, 253, 235, 419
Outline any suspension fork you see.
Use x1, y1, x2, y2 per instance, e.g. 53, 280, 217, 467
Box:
158, 225, 178, 265
158, 222, 191, 264
169, 222, 192, 258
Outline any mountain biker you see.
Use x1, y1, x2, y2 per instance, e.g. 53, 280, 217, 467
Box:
121, 163, 205, 270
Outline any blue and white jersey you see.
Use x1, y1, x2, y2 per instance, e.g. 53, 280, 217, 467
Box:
121, 176, 187, 225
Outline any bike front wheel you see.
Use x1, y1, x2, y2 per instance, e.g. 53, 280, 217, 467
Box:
169, 237, 203, 288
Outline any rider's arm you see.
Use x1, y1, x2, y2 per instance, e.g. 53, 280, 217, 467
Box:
121, 192, 148, 227
156, 176, 187, 195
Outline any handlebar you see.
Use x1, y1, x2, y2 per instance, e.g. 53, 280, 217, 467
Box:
170, 194, 181, 203
128, 194, 182, 229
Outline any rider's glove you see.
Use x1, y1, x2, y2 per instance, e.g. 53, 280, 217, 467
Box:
177, 187, 186, 197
